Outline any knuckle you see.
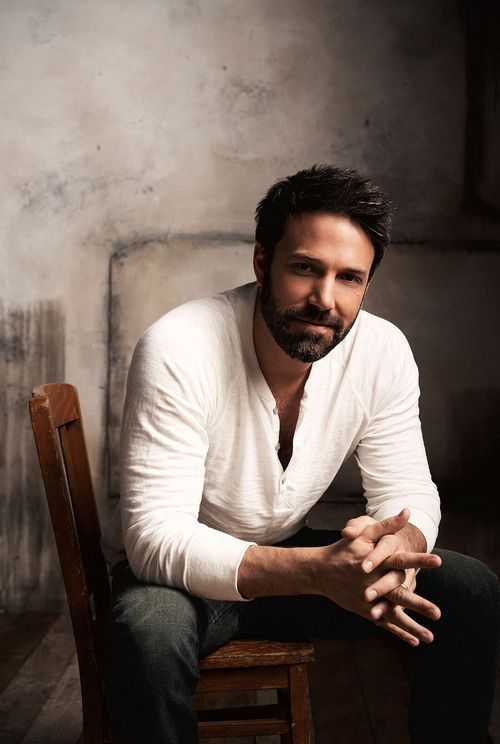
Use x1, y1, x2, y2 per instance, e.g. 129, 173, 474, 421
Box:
393, 555, 405, 569
389, 568, 405, 582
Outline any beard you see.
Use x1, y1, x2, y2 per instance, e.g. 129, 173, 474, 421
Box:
259, 274, 358, 363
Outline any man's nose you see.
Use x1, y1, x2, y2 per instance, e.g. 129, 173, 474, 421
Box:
308, 277, 336, 311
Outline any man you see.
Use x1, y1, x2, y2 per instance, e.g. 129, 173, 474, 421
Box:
107, 165, 499, 743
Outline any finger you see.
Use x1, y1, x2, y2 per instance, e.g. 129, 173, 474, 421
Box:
383, 552, 442, 572
366, 553, 440, 591
370, 598, 392, 620
369, 580, 441, 622
384, 605, 435, 644
388, 587, 442, 621
403, 568, 417, 593
361, 533, 400, 573
359, 508, 410, 545
364, 569, 405, 601
375, 617, 421, 646
342, 515, 377, 540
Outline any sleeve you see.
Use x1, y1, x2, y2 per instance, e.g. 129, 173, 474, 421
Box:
354, 333, 441, 552
120, 328, 254, 600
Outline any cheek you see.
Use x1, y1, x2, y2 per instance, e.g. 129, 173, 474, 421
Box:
270, 272, 308, 304
349, 292, 366, 317
336, 288, 365, 317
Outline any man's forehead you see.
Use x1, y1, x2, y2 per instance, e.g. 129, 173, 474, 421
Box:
277, 212, 375, 261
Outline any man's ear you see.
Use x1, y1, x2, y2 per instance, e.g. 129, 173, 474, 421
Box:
253, 243, 267, 286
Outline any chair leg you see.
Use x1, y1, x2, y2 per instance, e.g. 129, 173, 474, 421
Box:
288, 664, 312, 744
278, 686, 292, 744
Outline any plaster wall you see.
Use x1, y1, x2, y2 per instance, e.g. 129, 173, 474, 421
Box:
1, 0, 498, 610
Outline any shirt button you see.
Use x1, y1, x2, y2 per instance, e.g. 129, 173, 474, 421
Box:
273, 406, 278, 415
281, 476, 286, 485
275, 443, 280, 451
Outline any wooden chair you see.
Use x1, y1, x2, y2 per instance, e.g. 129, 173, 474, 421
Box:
29, 383, 315, 743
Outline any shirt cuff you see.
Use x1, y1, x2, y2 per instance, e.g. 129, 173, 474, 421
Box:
184, 530, 257, 601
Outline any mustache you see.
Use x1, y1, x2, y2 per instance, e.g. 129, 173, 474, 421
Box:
286, 305, 344, 332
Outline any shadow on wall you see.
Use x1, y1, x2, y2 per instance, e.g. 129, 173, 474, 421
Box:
444, 388, 500, 511
364, 242, 500, 513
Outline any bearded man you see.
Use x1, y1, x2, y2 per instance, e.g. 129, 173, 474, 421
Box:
106, 165, 499, 744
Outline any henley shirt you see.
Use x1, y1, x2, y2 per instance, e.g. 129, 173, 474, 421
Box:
117, 282, 440, 601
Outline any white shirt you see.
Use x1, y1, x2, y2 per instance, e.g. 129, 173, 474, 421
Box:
117, 282, 440, 601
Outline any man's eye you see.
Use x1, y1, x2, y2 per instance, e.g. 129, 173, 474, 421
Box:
292, 263, 314, 272
339, 273, 362, 284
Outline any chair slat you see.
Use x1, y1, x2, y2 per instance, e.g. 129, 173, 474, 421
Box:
196, 666, 289, 693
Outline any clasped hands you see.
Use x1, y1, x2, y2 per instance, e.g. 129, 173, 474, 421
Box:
321, 508, 442, 646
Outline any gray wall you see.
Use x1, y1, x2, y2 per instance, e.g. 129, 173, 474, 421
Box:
2, 0, 499, 611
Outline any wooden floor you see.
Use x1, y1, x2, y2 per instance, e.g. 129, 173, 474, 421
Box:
1, 610, 499, 744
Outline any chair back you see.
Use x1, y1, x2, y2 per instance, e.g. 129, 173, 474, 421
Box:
29, 383, 111, 743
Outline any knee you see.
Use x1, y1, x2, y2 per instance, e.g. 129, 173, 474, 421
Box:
108, 579, 203, 683
431, 550, 500, 628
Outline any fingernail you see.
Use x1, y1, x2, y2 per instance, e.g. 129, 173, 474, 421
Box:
362, 560, 373, 573
372, 607, 382, 619
366, 589, 377, 600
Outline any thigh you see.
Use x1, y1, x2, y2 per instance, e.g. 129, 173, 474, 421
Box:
109, 563, 242, 659
239, 592, 387, 641
412, 548, 500, 635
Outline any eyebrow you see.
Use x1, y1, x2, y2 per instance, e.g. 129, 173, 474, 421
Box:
289, 253, 369, 278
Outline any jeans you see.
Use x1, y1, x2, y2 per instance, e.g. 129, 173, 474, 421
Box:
106, 527, 500, 744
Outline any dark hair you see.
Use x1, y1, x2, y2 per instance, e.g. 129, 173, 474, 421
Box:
255, 164, 392, 278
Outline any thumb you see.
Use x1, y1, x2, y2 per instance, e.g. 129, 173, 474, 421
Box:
359, 508, 411, 542
342, 515, 378, 540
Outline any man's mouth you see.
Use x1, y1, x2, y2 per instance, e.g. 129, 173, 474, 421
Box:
293, 317, 336, 330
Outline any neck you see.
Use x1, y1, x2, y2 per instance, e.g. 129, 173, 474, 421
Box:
253, 290, 311, 392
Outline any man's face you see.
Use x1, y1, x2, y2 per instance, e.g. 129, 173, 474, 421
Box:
255, 212, 374, 363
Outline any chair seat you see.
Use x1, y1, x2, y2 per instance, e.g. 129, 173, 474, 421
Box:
199, 638, 315, 670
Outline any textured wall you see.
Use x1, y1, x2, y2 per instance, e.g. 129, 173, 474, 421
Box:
1, 0, 498, 610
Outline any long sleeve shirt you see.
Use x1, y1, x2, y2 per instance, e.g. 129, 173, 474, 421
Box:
116, 282, 440, 601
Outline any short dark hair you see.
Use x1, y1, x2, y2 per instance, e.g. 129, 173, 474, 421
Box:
255, 164, 392, 278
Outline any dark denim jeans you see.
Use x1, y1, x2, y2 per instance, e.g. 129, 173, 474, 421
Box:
106, 527, 500, 744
